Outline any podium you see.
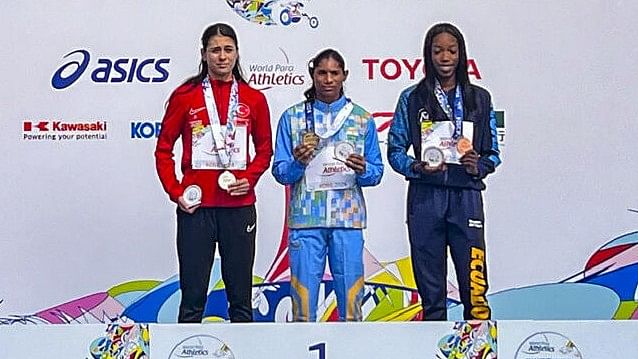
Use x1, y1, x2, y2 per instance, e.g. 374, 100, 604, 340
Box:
1, 320, 637, 358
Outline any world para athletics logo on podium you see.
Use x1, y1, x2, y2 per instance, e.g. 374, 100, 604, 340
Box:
169, 335, 235, 359
225, 0, 319, 28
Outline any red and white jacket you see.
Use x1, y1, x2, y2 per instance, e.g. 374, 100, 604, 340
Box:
155, 78, 273, 207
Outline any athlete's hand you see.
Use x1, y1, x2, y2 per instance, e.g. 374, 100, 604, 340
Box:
227, 178, 250, 196
460, 150, 479, 176
293, 144, 315, 165
177, 196, 199, 214
345, 154, 366, 174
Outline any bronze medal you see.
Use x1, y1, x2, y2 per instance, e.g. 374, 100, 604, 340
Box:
456, 137, 473, 156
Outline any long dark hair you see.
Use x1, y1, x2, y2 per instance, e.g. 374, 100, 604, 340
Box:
422, 23, 476, 110
303, 48, 346, 101
183, 23, 246, 86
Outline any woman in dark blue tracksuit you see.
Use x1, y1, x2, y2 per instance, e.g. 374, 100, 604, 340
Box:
387, 23, 501, 321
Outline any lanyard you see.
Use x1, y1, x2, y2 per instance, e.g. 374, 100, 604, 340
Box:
434, 80, 464, 139
304, 99, 354, 139
304, 100, 314, 133
202, 76, 239, 167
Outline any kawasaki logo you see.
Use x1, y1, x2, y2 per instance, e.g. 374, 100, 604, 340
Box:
23, 120, 107, 132
23, 119, 108, 141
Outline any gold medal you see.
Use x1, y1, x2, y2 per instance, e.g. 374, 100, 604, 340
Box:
302, 131, 320, 148
218, 171, 236, 191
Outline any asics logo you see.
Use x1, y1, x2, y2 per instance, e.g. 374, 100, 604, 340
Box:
51, 49, 171, 90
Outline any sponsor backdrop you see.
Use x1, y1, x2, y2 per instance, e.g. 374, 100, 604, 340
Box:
1, 0, 638, 327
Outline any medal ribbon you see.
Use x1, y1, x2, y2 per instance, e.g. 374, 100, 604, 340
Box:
304, 100, 315, 134
304, 99, 354, 139
434, 80, 464, 139
202, 76, 239, 167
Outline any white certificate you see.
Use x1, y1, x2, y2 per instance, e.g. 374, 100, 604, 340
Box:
304, 146, 356, 192
421, 120, 473, 164
191, 124, 247, 170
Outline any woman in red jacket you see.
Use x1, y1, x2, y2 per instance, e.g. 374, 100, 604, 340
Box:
155, 23, 273, 323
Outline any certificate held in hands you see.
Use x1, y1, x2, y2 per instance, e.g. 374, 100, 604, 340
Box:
420, 120, 474, 164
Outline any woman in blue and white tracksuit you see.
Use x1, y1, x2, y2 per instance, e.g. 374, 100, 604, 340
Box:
272, 49, 383, 321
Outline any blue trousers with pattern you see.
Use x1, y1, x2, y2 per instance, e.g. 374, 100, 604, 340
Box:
288, 228, 365, 321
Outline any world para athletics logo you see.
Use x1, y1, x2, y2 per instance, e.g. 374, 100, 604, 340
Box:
515, 332, 583, 359
226, 0, 319, 28
169, 335, 235, 359
51, 49, 170, 90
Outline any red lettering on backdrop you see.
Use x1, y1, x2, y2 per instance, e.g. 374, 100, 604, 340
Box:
402, 58, 422, 79
380, 59, 401, 80
467, 59, 482, 79
362, 58, 481, 80
361, 58, 380, 80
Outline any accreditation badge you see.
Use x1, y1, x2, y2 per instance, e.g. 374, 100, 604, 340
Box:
191, 122, 248, 170
421, 121, 474, 164
304, 145, 355, 192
